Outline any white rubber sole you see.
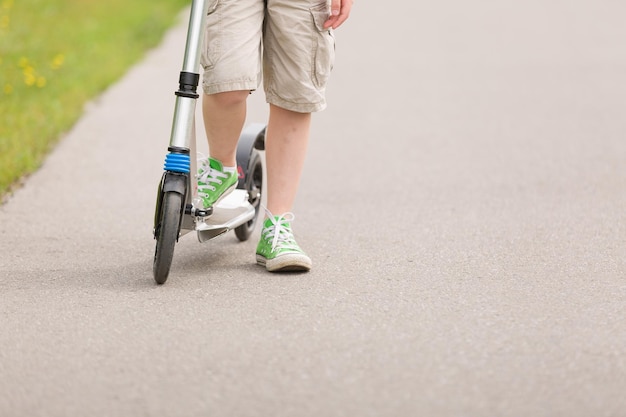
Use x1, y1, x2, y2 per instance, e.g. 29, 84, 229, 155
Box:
256, 253, 312, 272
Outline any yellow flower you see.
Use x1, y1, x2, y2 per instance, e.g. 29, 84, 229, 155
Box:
18, 57, 29, 68
0, 15, 9, 30
24, 72, 36, 86
36, 76, 46, 88
2, 0, 14, 10
51, 53, 64, 70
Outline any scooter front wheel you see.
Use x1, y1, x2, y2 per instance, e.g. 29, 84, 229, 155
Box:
153, 191, 183, 284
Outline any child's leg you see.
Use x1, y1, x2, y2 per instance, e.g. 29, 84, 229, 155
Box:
202, 91, 249, 167
200, 0, 264, 165
253, 0, 335, 271
265, 104, 312, 215
262, 0, 335, 214
194, 91, 247, 209
256, 105, 313, 272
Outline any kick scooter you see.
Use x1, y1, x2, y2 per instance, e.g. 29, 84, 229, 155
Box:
152, 0, 266, 285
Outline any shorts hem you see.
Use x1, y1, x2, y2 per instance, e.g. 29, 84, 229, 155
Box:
202, 79, 259, 95
266, 94, 327, 113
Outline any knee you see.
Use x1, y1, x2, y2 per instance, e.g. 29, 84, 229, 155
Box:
205, 90, 249, 108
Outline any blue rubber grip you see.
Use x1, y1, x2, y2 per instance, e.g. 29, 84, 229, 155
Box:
164, 152, 190, 173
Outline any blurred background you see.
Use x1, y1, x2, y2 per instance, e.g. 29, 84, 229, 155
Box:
0, 0, 188, 198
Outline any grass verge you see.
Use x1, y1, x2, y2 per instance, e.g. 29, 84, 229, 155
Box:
0, 0, 188, 198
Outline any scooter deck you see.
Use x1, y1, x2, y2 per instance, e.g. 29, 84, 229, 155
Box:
195, 189, 255, 242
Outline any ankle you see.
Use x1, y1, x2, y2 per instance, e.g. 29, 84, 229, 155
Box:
209, 155, 236, 168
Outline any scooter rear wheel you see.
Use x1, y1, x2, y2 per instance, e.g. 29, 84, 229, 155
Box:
234, 151, 263, 242
153, 191, 182, 284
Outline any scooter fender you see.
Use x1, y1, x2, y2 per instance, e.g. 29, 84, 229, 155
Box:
162, 172, 188, 195
153, 172, 188, 239
236, 123, 266, 189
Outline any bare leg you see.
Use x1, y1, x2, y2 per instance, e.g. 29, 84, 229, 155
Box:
202, 91, 249, 167
265, 104, 312, 215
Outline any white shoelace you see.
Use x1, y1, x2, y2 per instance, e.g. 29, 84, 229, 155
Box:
196, 155, 227, 196
262, 210, 299, 252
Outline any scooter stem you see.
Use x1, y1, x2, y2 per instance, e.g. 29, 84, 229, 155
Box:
168, 0, 210, 152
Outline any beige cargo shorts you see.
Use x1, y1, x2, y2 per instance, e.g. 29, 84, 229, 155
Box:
201, 0, 335, 113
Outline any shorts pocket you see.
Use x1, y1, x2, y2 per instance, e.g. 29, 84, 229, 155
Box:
309, 3, 336, 88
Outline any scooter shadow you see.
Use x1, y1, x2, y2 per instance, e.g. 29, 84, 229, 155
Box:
69, 233, 309, 291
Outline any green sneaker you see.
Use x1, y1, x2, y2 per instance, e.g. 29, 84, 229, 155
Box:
256, 213, 312, 272
196, 156, 238, 209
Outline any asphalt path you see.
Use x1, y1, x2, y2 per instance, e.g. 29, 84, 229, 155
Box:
1, 1, 625, 416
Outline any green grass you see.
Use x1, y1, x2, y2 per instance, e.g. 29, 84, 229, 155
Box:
0, 0, 188, 197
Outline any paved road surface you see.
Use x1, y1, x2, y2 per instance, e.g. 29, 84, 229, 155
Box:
1, 1, 625, 416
